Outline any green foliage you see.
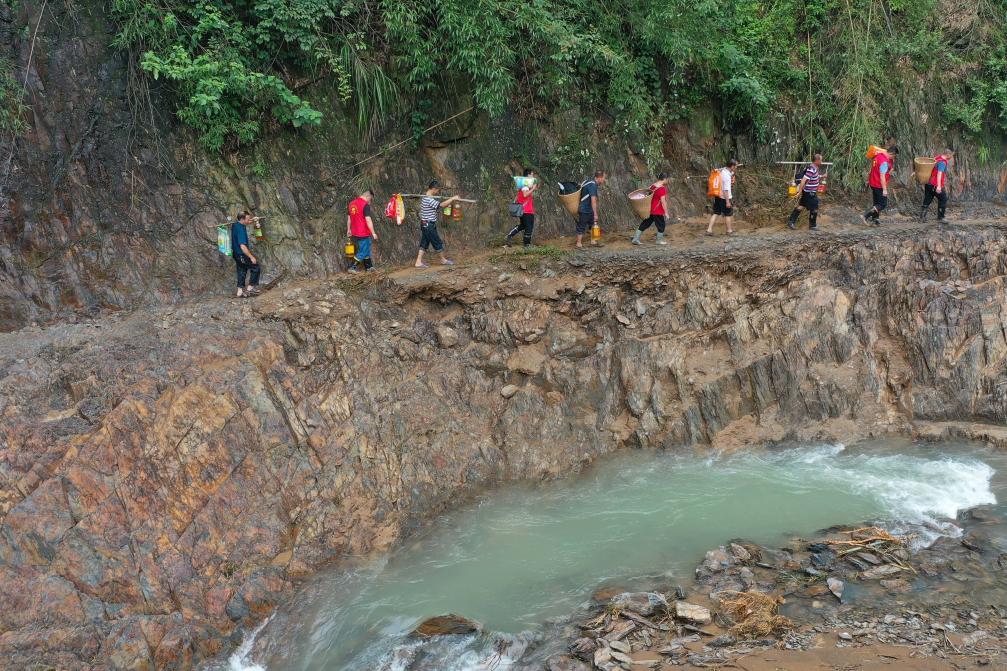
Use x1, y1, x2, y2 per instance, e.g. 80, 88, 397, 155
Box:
0, 58, 28, 137
107, 0, 1007, 175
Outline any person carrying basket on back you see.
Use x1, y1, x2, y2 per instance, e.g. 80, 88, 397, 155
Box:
919, 150, 953, 224
632, 172, 670, 245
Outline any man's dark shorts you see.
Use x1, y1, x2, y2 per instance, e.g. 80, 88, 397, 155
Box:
871, 187, 888, 212
798, 192, 820, 212
576, 211, 594, 235
712, 197, 733, 217
419, 221, 445, 252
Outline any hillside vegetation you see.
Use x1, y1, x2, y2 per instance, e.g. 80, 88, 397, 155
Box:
98, 0, 1007, 185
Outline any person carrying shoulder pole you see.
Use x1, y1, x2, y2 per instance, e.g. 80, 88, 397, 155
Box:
787, 154, 823, 231
920, 150, 953, 224
346, 189, 377, 273
415, 180, 458, 268
632, 172, 670, 245
505, 169, 538, 248
861, 146, 899, 226
576, 170, 607, 248
706, 159, 738, 236
231, 211, 261, 298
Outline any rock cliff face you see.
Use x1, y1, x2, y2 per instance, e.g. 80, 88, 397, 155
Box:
3, 2, 1006, 333
1, 223, 1006, 668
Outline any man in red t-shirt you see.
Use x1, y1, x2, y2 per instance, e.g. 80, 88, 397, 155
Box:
632, 172, 671, 245
505, 169, 539, 248
861, 146, 898, 226
346, 189, 376, 273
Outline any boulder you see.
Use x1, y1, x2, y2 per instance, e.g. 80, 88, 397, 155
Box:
609, 592, 669, 617
674, 601, 712, 624
410, 614, 481, 638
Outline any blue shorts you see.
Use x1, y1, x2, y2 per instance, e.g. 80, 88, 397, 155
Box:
353, 235, 372, 261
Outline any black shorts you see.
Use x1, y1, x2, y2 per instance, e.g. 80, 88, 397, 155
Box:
419, 221, 444, 252
871, 187, 888, 212
798, 192, 820, 211
712, 197, 733, 217
576, 211, 594, 235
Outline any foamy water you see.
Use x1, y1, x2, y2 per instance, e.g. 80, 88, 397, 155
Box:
214, 440, 1004, 671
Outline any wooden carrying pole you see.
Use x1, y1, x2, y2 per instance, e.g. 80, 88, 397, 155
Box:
398, 194, 478, 203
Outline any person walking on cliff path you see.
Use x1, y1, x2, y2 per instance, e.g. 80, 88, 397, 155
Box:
920, 150, 953, 224
861, 145, 899, 226
231, 211, 261, 298
347, 189, 377, 273
632, 172, 671, 245
706, 159, 738, 236
576, 170, 607, 248
505, 169, 539, 248
415, 180, 460, 268
786, 154, 823, 231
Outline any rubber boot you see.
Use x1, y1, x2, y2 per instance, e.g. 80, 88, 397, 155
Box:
656, 232, 667, 245
787, 209, 799, 230
631, 230, 642, 245
919, 207, 927, 223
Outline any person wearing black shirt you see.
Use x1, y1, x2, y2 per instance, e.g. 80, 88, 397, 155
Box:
231, 211, 260, 298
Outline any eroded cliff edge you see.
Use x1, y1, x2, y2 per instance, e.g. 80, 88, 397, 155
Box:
2, 223, 1007, 669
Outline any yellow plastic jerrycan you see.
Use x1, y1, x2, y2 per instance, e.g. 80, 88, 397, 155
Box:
344, 239, 355, 257
591, 223, 602, 240
787, 183, 798, 197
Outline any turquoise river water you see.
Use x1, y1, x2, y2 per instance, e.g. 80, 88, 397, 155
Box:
213, 440, 1007, 671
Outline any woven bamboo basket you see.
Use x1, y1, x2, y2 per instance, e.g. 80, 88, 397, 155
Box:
559, 191, 581, 217
913, 157, 936, 183
628, 189, 653, 220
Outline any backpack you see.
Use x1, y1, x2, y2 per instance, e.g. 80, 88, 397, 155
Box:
707, 169, 722, 198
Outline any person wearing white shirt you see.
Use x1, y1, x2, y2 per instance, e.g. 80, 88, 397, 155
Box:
706, 159, 738, 236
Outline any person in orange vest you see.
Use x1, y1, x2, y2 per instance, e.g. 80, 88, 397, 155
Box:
346, 189, 377, 273
632, 172, 670, 245
919, 151, 953, 223
706, 159, 738, 236
861, 146, 899, 226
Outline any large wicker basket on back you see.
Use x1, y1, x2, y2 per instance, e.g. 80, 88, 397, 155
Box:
628, 189, 653, 220
913, 157, 936, 183
558, 182, 583, 217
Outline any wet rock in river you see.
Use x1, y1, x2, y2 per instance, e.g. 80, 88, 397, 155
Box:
609, 592, 669, 617
569, 636, 597, 660
410, 614, 481, 638
827, 577, 844, 601
861, 564, 904, 580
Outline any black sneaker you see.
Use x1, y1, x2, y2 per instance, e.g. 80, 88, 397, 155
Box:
809, 225, 818, 231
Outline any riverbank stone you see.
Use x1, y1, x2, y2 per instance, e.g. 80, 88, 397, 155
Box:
410, 614, 481, 638
609, 592, 669, 617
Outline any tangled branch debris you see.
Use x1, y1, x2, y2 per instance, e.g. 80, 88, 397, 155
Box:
718, 591, 791, 639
